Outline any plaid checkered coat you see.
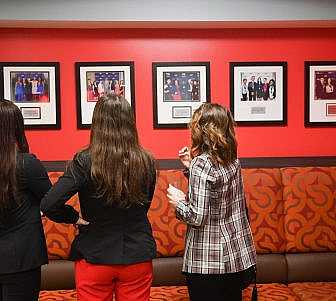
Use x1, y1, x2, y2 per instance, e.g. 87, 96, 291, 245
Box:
176, 153, 256, 274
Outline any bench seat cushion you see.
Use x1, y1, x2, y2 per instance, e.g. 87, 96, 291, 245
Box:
39, 284, 300, 300
289, 282, 336, 301
243, 284, 299, 301
39, 290, 77, 300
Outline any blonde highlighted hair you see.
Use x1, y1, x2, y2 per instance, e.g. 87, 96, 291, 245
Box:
189, 103, 237, 166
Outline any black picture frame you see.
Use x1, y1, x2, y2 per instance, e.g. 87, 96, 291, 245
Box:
76, 61, 135, 129
0, 62, 61, 129
305, 61, 336, 127
230, 62, 287, 126
153, 62, 211, 129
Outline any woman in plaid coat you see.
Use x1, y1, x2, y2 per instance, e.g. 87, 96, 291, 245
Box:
168, 103, 257, 301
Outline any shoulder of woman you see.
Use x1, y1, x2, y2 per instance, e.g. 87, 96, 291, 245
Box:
190, 154, 214, 170
20, 153, 46, 173
22, 153, 41, 165
72, 149, 91, 169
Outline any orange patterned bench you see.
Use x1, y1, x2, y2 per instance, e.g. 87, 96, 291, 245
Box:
39, 165, 336, 300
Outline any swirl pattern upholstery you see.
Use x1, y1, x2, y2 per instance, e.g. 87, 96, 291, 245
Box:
148, 170, 188, 257
243, 284, 299, 301
38, 284, 302, 301
281, 167, 336, 253
39, 290, 77, 301
42, 172, 79, 260
242, 168, 286, 253
288, 282, 336, 301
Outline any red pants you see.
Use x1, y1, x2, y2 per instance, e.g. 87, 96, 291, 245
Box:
75, 259, 153, 301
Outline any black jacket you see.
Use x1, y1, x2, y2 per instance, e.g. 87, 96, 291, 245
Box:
41, 151, 157, 265
0, 153, 51, 274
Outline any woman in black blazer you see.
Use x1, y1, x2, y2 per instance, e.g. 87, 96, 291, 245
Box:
0, 99, 51, 301
41, 95, 157, 301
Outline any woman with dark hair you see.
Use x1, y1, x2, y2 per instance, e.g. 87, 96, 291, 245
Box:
256, 77, 263, 101
0, 99, 51, 300
14, 78, 24, 102
167, 103, 256, 301
172, 79, 182, 100
268, 79, 276, 100
36, 77, 44, 101
41, 95, 157, 301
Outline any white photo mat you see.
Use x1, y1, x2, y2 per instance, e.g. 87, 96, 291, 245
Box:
78, 65, 133, 127
3, 66, 58, 127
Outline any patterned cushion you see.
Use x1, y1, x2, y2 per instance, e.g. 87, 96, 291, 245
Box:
39, 290, 77, 300
44, 172, 79, 260
243, 284, 299, 301
242, 169, 286, 253
281, 167, 336, 253
289, 282, 336, 301
149, 170, 188, 257
150, 286, 189, 300
39, 285, 299, 301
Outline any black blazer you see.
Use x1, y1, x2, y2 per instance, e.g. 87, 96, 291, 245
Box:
0, 153, 51, 274
41, 151, 157, 265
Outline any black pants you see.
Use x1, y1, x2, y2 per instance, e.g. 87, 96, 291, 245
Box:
0, 267, 41, 301
185, 272, 242, 301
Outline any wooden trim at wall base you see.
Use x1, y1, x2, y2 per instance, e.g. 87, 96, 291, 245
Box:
43, 156, 336, 172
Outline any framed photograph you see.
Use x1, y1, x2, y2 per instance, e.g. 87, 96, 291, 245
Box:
305, 61, 336, 127
76, 62, 135, 129
153, 62, 210, 128
230, 62, 287, 125
0, 62, 60, 129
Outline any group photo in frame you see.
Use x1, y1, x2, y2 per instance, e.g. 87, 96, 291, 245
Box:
230, 62, 287, 125
305, 61, 336, 127
0, 62, 60, 129
152, 62, 210, 128
76, 61, 135, 129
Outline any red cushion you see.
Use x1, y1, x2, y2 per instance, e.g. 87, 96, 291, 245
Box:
242, 168, 286, 253
148, 170, 188, 257
39, 290, 77, 300
243, 284, 299, 301
281, 167, 336, 253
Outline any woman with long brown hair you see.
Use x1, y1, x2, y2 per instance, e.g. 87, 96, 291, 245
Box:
0, 99, 51, 300
41, 95, 156, 301
167, 103, 257, 301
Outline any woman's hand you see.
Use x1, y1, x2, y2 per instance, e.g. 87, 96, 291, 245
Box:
178, 146, 191, 169
167, 184, 186, 209
76, 216, 90, 226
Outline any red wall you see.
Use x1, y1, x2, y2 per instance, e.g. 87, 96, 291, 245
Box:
0, 28, 335, 161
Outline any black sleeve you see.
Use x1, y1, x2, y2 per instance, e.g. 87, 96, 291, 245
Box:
147, 160, 157, 202
24, 154, 52, 204
40, 153, 89, 224
182, 168, 190, 179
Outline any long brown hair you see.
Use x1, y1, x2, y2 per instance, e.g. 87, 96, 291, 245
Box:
88, 94, 154, 207
189, 103, 237, 166
0, 100, 29, 209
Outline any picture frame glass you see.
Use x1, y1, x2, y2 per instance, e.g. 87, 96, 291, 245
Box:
230, 63, 287, 125
306, 63, 336, 126
153, 63, 210, 128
